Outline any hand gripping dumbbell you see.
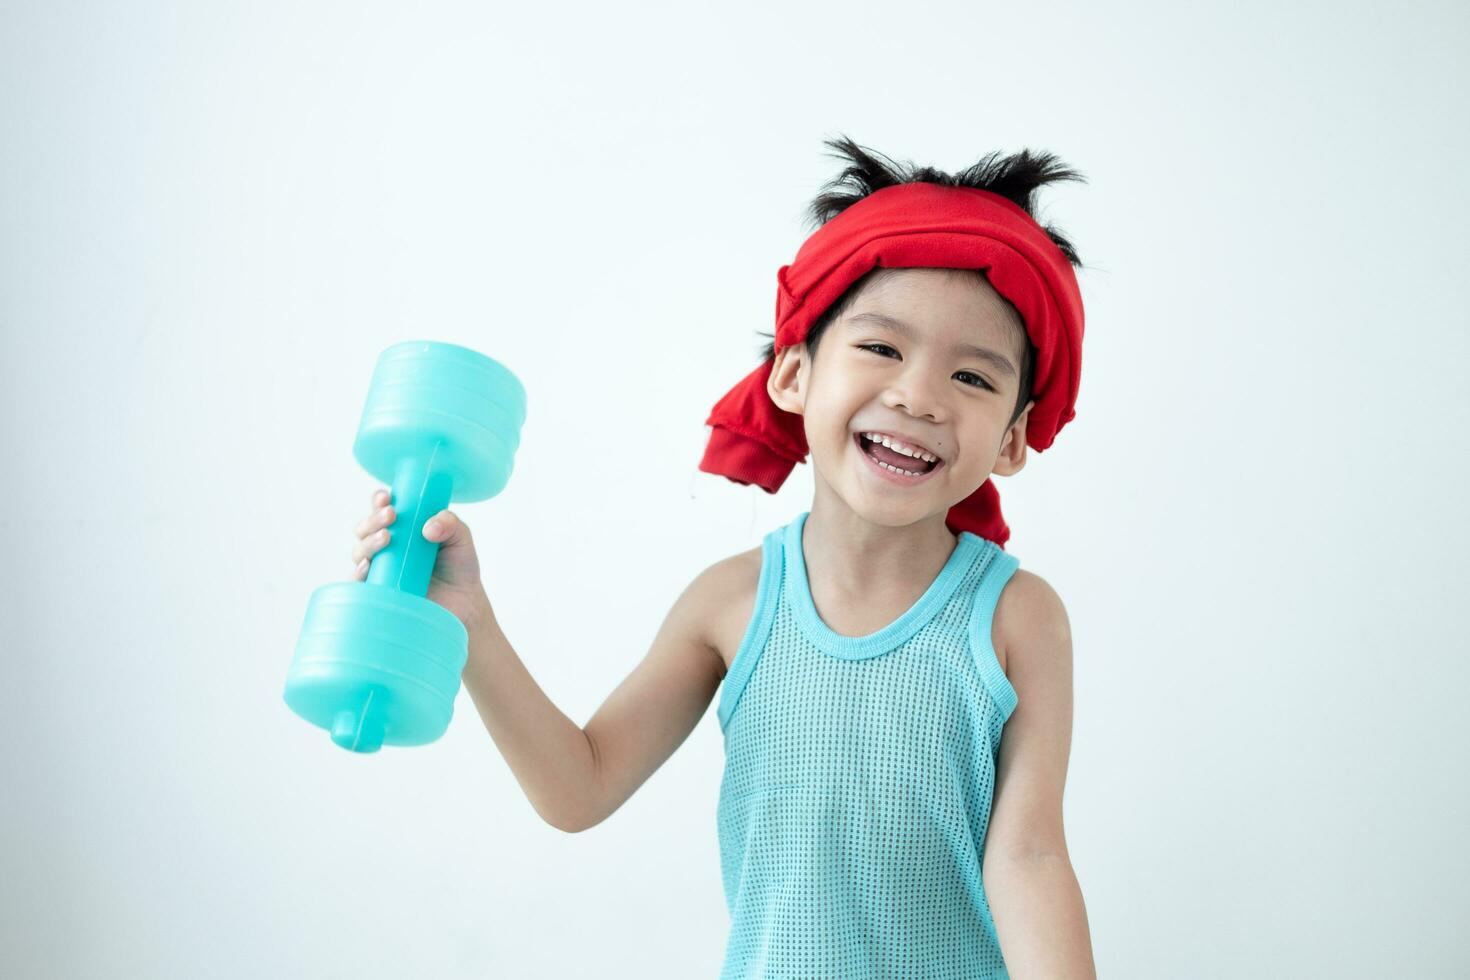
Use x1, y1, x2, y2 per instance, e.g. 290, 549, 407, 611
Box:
284, 341, 526, 753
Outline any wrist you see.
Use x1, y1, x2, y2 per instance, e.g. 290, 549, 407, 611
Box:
461, 597, 502, 683
463, 590, 496, 635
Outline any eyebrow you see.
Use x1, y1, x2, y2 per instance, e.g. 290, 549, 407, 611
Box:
846, 312, 1017, 379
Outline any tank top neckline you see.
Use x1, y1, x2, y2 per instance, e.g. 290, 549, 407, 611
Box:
783, 510, 987, 660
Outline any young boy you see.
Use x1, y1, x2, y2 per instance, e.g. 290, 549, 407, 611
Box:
349, 136, 1097, 979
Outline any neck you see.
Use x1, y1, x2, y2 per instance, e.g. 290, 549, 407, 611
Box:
800, 495, 959, 598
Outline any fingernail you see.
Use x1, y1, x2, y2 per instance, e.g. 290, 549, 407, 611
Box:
425, 522, 439, 537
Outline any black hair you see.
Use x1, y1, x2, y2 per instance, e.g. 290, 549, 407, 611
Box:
756, 135, 1087, 429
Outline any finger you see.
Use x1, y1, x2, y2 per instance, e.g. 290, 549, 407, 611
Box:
372, 488, 391, 507
352, 526, 390, 564
355, 503, 396, 539
353, 557, 369, 580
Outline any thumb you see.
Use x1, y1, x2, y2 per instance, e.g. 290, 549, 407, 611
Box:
422, 509, 467, 544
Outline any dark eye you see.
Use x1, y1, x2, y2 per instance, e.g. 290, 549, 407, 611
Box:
858, 344, 995, 392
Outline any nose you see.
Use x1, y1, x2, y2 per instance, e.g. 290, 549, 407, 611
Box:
881, 363, 945, 421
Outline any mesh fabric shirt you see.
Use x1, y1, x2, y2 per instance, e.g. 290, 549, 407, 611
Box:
715, 510, 1020, 979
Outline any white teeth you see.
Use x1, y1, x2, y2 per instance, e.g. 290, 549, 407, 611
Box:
861, 431, 939, 463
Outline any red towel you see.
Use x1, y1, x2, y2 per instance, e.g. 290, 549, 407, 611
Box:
697, 182, 1084, 549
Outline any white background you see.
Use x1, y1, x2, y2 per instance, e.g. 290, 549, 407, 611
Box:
2, 1, 1467, 977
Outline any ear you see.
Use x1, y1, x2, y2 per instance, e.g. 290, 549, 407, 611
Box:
991, 398, 1035, 477
766, 345, 808, 415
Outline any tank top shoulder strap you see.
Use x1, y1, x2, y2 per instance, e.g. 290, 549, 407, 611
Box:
716, 525, 785, 734
965, 538, 1022, 724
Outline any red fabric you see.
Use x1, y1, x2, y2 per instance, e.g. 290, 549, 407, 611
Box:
697, 182, 1084, 549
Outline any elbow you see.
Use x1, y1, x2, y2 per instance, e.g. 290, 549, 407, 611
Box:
539, 730, 608, 834
542, 810, 578, 833
542, 807, 591, 834
542, 800, 606, 834
984, 838, 1070, 877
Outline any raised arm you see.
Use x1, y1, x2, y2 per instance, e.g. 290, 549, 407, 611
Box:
461, 559, 730, 834
576, 558, 737, 831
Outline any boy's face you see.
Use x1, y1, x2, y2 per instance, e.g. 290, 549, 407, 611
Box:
767, 267, 1035, 531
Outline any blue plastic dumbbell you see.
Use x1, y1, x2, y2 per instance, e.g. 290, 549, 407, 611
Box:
284, 341, 526, 753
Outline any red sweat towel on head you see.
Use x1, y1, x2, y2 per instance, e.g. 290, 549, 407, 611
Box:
697, 181, 1084, 549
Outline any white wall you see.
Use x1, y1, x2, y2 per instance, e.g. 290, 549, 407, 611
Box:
2, 1, 1466, 976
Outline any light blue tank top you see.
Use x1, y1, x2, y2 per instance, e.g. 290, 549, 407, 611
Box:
715, 510, 1021, 979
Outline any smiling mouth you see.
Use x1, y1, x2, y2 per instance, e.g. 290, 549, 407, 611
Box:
854, 432, 942, 476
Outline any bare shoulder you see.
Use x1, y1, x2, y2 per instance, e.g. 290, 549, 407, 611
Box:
992, 567, 1071, 676
686, 544, 764, 679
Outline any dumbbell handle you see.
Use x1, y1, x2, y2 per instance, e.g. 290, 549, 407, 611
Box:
366, 446, 455, 598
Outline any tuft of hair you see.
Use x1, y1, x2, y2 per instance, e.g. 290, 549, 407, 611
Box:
755, 134, 1087, 428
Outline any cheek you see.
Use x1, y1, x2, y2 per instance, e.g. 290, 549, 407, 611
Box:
816, 391, 860, 432
806, 371, 895, 457
799, 399, 856, 461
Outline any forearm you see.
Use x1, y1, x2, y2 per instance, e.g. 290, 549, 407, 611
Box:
460, 609, 597, 833
984, 853, 1097, 979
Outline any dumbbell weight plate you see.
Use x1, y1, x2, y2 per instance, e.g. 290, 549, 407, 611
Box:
285, 580, 469, 752
353, 341, 526, 504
